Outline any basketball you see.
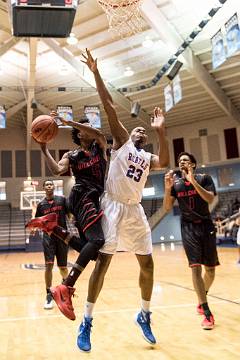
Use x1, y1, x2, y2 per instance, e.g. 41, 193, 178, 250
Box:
31, 115, 58, 143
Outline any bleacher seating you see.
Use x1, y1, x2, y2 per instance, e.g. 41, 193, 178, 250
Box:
211, 190, 240, 220
0, 205, 32, 251
0, 203, 11, 249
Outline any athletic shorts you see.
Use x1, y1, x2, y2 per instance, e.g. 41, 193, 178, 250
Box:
237, 227, 240, 246
99, 193, 152, 255
181, 220, 220, 267
68, 187, 103, 233
42, 233, 68, 267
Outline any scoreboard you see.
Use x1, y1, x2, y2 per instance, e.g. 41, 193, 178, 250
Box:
10, 0, 78, 37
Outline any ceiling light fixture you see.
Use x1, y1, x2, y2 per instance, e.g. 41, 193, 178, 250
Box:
124, 66, 134, 77
142, 36, 154, 48
66, 32, 78, 45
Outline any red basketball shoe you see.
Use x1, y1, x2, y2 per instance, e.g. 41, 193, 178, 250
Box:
50, 284, 76, 321
201, 314, 215, 330
196, 304, 204, 315
25, 213, 57, 234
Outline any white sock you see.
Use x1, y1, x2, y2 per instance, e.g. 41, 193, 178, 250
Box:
141, 299, 150, 313
84, 301, 95, 319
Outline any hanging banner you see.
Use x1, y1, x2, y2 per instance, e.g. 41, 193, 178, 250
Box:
0, 105, 6, 128
211, 30, 226, 69
164, 84, 174, 112
172, 75, 182, 105
84, 105, 101, 128
56, 105, 73, 128
225, 13, 240, 57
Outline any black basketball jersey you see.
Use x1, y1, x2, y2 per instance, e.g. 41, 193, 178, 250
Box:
171, 173, 216, 222
68, 141, 106, 195
35, 195, 68, 229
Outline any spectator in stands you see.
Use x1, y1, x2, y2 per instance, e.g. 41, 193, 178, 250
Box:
163, 152, 219, 331
31, 180, 69, 310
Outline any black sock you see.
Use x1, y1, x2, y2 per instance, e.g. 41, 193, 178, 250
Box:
63, 265, 83, 287
46, 288, 51, 295
201, 302, 212, 318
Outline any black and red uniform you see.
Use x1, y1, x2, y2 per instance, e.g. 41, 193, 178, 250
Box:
35, 195, 68, 267
62, 141, 107, 266
68, 141, 106, 232
171, 173, 220, 267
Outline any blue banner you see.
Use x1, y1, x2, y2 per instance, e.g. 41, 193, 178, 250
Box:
225, 13, 240, 57
0, 105, 6, 128
211, 30, 226, 69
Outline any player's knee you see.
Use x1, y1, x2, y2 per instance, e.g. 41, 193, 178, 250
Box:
45, 263, 54, 272
205, 266, 215, 276
191, 265, 202, 277
138, 255, 154, 273
93, 237, 105, 250
89, 240, 104, 261
94, 253, 112, 273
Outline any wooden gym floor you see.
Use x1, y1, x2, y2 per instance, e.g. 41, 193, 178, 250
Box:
0, 244, 240, 360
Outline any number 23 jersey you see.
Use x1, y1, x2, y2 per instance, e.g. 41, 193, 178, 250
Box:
105, 138, 151, 203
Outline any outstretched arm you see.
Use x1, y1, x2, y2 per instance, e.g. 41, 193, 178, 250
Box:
81, 48, 129, 149
51, 111, 107, 159
40, 143, 69, 176
150, 107, 169, 169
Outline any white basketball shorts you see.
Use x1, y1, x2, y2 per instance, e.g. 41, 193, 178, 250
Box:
100, 193, 152, 255
237, 227, 240, 246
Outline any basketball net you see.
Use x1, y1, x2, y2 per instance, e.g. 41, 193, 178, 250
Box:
97, 0, 144, 38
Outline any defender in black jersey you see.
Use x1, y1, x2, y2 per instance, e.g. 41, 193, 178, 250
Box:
34, 180, 69, 310
27, 113, 107, 321
163, 152, 219, 330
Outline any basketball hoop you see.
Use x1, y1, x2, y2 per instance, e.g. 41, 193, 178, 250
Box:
97, 0, 144, 38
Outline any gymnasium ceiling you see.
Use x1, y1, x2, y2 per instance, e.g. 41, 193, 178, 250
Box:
0, 0, 240, 142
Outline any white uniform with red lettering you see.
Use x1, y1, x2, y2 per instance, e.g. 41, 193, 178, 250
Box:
100, 138, 152, 255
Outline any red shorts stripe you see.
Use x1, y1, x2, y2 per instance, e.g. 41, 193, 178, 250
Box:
83, 210, 103, 232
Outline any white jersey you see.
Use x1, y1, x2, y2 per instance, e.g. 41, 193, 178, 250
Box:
105, 138, 151, 204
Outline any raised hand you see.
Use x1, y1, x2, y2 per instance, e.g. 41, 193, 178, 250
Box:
151, 107, 165, 130
182, 163, 195, 183
164, 170, 174, 190
81, 48, 98, 73
49, 110, 65, 126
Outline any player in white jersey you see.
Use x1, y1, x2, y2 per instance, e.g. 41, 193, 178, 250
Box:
75, 49, 169, 352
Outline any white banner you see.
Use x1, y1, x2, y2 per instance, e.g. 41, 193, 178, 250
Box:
57, 105, 73, 128
172, 75, 182, 105
225, 13, 240, 57
84, 105, 101, 128
164, 84, 174, 112
211, 30, 226, 69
